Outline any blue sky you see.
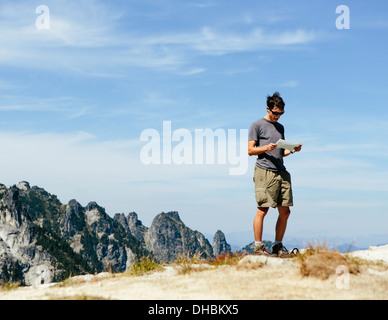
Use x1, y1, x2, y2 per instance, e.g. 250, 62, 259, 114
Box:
1, 0, 387, 245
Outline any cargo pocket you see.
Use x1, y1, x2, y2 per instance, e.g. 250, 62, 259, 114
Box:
255, 187, 268, 207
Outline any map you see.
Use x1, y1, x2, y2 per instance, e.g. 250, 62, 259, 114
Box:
276, 139, 302, 151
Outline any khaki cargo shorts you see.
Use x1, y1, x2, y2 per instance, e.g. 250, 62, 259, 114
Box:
253, 166, 293, 208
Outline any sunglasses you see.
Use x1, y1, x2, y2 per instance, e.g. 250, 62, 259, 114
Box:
270, 110, 285, 116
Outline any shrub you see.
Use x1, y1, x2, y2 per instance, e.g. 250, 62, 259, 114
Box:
297, 243, 360, 280
208, 252, 246, 267
127, 256, 161, 277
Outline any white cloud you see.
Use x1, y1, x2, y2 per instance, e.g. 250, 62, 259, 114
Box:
187, 2, 217, 9
177, 68, 206, 75
0, 95, 92, 119
143, 27, 315, 56
0, 1, 316, 74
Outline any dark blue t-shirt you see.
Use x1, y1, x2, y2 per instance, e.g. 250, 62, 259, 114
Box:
248, 118, 286, 171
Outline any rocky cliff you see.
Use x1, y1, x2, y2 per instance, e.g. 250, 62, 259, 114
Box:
0, 184, 94, 285
0, 182, 149, 285
115, 211, 232, 263
0, 182, 231, 285
115, 211, 216, 263
212, 230, 232, 256
146, 211, 213, 262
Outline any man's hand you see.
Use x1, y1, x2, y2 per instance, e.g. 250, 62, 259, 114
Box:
294, 144, 302, 152
266, 143, 277, 152
248, 140, 278, 156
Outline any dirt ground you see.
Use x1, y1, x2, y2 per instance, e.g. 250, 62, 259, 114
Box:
1, 255, 387, 300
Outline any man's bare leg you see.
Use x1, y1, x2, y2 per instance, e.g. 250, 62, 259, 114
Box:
253, 207, 269, 242
275, 206, 291, 242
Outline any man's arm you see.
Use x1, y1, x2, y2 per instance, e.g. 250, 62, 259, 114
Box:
248, 140, 277, 156
283, 145, 303, 157
283, 149, 292, 157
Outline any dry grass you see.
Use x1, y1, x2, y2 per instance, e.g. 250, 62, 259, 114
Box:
0, 282, 21, 292
208, 252, 247, 267
174, 252, 249, 274
297, 243, 360, 280
236, 259, 265, 271
125, 256, 162, 277
174, 253, 210, 275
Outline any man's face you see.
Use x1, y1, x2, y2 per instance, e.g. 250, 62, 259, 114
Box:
266, 106, 284, 122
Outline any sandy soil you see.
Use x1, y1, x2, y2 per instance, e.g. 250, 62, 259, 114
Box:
1, 249, 388, 300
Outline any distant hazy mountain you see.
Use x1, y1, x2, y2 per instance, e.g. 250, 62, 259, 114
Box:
226, 230, 388, 253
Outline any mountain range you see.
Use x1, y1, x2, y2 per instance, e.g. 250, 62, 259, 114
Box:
0, 181, 231, 286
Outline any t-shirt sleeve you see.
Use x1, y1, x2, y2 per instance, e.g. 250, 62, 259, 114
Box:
248, 122, 259, 141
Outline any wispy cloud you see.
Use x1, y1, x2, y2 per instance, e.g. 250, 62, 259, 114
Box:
187, 2, 217, 9
0, 95, 92, 119
0, 1, 316, 75
177, 68, 207, 75
142, 27, 315, 56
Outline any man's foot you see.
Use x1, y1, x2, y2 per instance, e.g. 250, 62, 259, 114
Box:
271, 242, 297, 258
254, 243, 271, 256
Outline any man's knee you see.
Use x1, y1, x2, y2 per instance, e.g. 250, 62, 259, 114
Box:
278, 206, 291, 218
256, 207, 269, 218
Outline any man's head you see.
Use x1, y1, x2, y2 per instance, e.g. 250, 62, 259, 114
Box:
266, 92, 285, 122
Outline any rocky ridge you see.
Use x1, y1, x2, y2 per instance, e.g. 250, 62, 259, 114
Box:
0, 182, 231, 286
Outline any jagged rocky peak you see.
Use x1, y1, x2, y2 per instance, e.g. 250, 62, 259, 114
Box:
85, 201, 107, 226
162, 211, 181, 222
85, 201, 102, 212
67, 199, 83, 212
114, 212, 148, 243
0, 184, 7, 198
0, 185, 65, 285
85, 201, 116, 238
212, 230, 232, 256
127, 212, 143, 225
147, 211, 213, 263
113, 212, 128, 228
62, 199, 85, 235
16, 181, 30, 191
63, 200, 107, 233
0, 186, 26, 228
114, 212, 140, 228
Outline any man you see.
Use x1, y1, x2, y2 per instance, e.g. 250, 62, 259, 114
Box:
248, 92, 302, 256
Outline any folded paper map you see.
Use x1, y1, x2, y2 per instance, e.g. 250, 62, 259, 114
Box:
276, 139, 302, 151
